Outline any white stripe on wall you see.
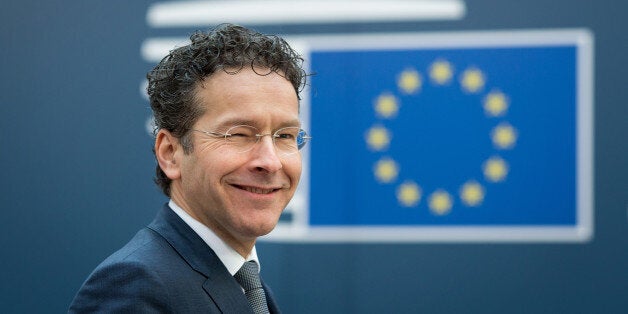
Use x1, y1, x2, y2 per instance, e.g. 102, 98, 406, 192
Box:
147, 0, 466, 27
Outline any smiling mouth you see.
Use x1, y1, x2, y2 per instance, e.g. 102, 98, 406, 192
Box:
233, 185, 279, 195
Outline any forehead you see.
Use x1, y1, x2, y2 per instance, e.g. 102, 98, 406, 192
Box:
194, 68, 300, 128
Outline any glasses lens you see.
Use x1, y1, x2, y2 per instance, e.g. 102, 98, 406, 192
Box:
225, 125, 258, 152
220, 125, 309, 155
273, 127, 301, 154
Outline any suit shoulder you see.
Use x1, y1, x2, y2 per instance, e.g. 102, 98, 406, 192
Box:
104, 227, 172, 263
69, 248, 174, 313
69, 228, 178, 313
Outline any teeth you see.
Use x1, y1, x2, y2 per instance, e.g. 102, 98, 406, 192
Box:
243, 186, 274, 194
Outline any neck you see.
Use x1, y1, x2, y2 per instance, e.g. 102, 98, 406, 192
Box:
169, 192, 256, 258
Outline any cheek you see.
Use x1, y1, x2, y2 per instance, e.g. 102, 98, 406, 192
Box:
284, 157, 303, 184
196, 145, 243, 169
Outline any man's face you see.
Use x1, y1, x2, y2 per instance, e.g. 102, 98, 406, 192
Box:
170, 68, 302, 252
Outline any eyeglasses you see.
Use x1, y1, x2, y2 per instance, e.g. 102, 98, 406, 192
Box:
192, 125, 311, 156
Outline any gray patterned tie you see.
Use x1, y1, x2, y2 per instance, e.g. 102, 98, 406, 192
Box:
234, 261, 270, 314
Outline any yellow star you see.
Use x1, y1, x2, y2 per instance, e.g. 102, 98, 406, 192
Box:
365, 125, 391, 151
429, 190, 452, 215
397, 68, 422, 94
460, 180, 485, 207
484, 91, 509, 117
429, 59, 453, 85
374, 93, 399, 119
483, 156, 509, 182
491, 123, 517, 149
396, 181, 422, 207
460, 67, 485, 93
374, 157, 399, 183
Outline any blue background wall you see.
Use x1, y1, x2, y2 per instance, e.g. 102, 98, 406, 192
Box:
2, 0, 627, 313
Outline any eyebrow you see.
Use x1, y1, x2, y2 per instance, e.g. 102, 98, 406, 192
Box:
210, 117, 301, 131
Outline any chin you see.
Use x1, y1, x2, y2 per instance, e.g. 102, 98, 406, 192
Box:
237, 212, 281, 238
255, 218, 281, 236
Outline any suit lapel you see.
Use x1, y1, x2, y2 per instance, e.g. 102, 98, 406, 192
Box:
148, 205, 254, 313
203, 274, 253, 314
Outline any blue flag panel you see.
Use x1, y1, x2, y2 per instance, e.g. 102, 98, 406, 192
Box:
266, 30, 593, 242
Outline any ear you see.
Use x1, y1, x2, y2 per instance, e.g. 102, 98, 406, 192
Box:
155, 129, 182, 180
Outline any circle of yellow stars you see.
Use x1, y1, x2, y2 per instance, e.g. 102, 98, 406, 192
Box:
366, 59, 517, 216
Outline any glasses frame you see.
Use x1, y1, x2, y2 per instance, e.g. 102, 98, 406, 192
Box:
192, 124, 311, 156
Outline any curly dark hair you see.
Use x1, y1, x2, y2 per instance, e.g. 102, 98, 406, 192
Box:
146, 23, 307, 196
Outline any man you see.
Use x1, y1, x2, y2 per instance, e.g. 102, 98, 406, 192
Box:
69, 24, 309, 313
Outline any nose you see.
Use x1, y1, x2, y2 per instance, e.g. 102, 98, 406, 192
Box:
247, 135, 283, 173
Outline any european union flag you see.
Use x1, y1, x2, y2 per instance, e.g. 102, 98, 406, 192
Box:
269, 30, 593, 242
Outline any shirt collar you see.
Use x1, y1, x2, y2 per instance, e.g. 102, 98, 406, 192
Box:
168, 200, 260, 275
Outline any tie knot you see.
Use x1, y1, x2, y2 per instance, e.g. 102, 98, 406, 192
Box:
234, 261, 263, 291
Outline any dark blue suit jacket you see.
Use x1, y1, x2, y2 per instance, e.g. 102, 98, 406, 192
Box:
69, 205, 281, 313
